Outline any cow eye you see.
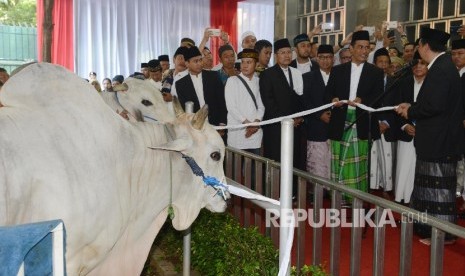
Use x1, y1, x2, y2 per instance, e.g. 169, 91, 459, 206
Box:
210, 151, 221, 161
141, 99, 153, 106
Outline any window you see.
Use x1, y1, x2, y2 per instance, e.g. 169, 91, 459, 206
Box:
306, 0, 312, 13
442, 0, 455, 17
413, 0, 424, 20
433, 21, 446, 32
301, 17, 308, 33
314, 0, 320, 12
334, 11, 341, 30
427, 0, 439, 19
330, 0, 337, 9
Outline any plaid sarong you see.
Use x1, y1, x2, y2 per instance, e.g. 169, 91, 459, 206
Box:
331, 109, 369, 200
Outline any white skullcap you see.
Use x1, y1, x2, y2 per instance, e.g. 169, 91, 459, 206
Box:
241, 31, 256, 42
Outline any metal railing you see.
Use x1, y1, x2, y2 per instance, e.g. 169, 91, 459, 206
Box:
224, 144, 465, 276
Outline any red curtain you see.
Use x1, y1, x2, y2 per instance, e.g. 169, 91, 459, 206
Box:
210, 0, 240, 65
37, 0, 74, 71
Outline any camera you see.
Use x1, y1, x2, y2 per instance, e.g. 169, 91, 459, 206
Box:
321, 22, 334, 31
386, 21, 398, 29
208, 28, 221, 36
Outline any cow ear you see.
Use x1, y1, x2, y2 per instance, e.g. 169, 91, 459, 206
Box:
148, 137, 191, 153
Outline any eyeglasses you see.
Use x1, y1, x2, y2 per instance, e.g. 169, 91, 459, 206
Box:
318, 55, 333, 60
340, 56, 352, 60
277, 50, 292, 55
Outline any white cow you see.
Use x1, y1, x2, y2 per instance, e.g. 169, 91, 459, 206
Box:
0, 63, 228, 275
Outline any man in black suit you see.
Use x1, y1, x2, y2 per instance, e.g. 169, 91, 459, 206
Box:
326, 30, 384, 198
451, 39, 465, 206
174, 46, 227, 127
397, 27, 464, 243
289, 33, 319, 74
302, 44, 334, 180
259, 38, 304, 167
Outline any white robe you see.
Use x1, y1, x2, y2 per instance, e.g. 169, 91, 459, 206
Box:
370, 134, 393, 191
395, 140, 416, 203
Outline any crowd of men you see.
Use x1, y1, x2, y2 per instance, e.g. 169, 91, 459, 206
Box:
1, 22, 464, 245
96, 22, 465, 244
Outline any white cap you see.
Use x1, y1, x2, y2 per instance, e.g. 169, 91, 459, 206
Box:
241, 31, 256, 42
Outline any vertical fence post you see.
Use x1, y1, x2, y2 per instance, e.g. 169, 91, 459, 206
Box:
183, 101, 194, 276
280, 119, 294, 276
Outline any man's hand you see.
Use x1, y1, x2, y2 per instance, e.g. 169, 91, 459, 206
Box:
293, 117, 304, 127
404, 124, 415, 136
354, 25, 364, 32
220, 31, 229, 44
308, 24, 322, 38
379, 122, 389, 134
396, 103, 411, 119
162, 92, 173, 102
202, 27, 211, 42
458, 25, 465, 37
348, 97, 361, 107
332, 97, 344, 107
320, 110, 331, 123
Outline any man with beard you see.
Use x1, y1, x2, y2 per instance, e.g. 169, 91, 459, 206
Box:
290, 33, 319, 74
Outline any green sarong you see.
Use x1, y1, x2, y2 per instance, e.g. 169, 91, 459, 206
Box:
331, 108, 368, 200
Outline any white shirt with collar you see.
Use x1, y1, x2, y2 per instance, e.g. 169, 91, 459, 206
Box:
190, 72, 205, 107
225, 72, 265, 149
280, 66, 303, 95
349, 62, 365, 107
320, 69, 330, 86
458, 66, 465, 77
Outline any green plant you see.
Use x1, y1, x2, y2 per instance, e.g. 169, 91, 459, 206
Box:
291, 263, 330, 276
149, 209, 279, 275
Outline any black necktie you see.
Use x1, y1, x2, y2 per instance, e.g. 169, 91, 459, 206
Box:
288, 69, 294, 90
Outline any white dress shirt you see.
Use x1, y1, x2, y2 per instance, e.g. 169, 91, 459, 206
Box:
320, 69, 330, 86
190, 72, 205, 107
225, 73, 265, 149
349, 62, 364, 108
280, 66, 304, 95
459, 66, 465, 77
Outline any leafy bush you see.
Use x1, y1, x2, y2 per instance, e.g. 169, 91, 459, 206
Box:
147, 209, 329, 276
151, 209, 278, 275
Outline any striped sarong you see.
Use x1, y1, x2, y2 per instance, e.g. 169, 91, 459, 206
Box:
410, 158, 458, 240
330, 109, 368, 200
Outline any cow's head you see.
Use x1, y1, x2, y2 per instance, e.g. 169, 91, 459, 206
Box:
151, 98, 229, 230
112, 78, 175, 123
118, 79, 229, 230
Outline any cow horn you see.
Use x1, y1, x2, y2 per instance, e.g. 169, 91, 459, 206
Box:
113, 83, 129, 91
191, 104, 208, 130
172, 96, 185, 117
